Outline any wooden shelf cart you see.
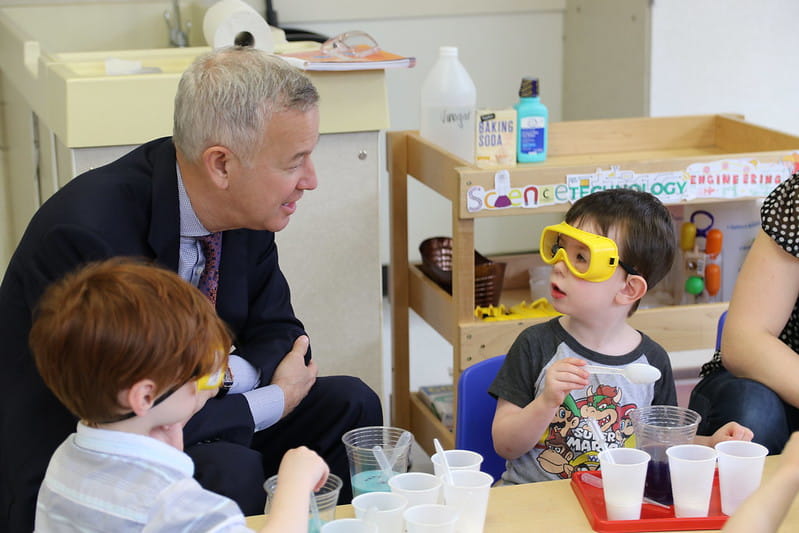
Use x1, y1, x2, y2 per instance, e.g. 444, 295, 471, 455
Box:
387, 114, 799, 454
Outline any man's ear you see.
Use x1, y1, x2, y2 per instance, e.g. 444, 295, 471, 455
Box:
202, 145, 234, 191
616, 274, 648, 306
119, 379, 158, 418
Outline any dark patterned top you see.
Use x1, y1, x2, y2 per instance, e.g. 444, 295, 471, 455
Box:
701, 173, 799, 377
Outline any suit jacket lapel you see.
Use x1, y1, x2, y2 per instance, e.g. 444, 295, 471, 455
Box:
148, 140, 180, 271
217, 229, 248, 326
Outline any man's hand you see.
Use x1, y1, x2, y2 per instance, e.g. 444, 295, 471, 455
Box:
272, 335, 317, 418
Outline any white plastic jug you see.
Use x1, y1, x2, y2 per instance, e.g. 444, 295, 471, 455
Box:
420, 46, 477, 164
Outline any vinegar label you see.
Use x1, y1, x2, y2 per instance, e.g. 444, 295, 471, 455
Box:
420, 105, 476, 162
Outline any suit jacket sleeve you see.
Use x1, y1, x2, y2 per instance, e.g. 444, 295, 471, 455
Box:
183, 229, 309, 445
1, 224, 120, 533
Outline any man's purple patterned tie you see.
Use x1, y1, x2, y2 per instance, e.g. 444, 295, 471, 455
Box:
197, 232, 222, 306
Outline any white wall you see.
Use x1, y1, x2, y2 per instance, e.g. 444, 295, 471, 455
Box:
277, 9, 566, 265
562, 0, 650, 120
4, 1, 799, 265
650, 0, 799, 137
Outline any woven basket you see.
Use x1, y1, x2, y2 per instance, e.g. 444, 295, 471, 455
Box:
418, 237, 506, 307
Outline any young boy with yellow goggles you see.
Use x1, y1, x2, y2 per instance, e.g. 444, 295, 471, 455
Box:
489, 189, 753, 487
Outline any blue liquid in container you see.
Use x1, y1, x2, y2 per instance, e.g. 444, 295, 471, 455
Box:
351, 470, 397, 497
308, 518, 327, 533
515, 77, 548, 163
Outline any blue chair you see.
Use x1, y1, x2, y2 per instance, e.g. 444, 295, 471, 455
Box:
455, 354, 507, 482
715, 310, 727, 351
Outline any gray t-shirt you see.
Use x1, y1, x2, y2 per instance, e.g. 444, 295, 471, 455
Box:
488, 317, 676, 485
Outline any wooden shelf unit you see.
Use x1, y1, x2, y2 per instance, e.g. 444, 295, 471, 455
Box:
388, 114, 799, 455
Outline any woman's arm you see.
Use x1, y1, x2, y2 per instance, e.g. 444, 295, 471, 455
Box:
722, 230, 799, 408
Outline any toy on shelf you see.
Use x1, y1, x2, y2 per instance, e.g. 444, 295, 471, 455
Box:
475, 298, 561, 321
680, 210, 723, 303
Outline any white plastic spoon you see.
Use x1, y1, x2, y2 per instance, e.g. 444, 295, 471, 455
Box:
387, 430, 412, 471
583, 363, 661, 384
433, 438, 454, 485
372, 445, 394, 481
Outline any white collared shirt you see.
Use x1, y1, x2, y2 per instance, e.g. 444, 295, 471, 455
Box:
35, 423, 254, 532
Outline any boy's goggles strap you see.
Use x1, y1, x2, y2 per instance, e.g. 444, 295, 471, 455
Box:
539, 222, 622, 282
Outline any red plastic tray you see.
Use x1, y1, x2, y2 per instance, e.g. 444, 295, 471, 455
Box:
570, 471, 729, 532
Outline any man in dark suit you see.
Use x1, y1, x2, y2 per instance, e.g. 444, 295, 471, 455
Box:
0, 46, 382, 531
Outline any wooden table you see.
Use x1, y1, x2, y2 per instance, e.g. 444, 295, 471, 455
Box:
246, 455, 797, 532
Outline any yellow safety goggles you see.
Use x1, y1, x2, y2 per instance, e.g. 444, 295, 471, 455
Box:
539, 222, 639, 282
196, 367, 225, 391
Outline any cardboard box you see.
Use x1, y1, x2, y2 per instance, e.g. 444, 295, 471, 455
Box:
475, 109, 517, 169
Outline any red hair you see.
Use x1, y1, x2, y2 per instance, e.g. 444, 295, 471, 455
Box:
30, 258, 231, 424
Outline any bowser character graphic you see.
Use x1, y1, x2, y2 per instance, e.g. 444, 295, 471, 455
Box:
580, 384, 623, 432
536, 383, 639, 477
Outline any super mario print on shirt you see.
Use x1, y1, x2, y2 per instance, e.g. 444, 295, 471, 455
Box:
488, 318, 676, 485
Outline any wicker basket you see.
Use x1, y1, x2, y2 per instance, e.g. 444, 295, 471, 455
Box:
418, 237, 506, 307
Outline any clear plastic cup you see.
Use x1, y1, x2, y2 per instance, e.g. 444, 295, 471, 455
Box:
528, 265, 552, 301
263, 473, 343, 532
630, 405, 701, 506
342, 426, 413, 497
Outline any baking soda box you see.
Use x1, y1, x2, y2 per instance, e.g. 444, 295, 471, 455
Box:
475, 109, 517, 169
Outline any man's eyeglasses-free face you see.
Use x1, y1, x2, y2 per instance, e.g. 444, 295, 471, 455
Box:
539, 222, 640, 282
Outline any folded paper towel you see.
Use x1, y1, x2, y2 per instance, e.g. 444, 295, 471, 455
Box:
203, 0, 274, 53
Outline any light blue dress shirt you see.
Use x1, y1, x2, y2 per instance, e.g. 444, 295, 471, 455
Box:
176, 167, 283, 431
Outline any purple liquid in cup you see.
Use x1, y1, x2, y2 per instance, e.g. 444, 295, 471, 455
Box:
630, 406, 701, 507
644, 459, 673, 506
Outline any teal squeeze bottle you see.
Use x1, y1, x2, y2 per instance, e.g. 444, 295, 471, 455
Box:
515, 77, 548, 163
